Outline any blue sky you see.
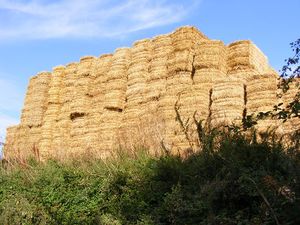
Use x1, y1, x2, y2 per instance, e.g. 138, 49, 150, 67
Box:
0, 0, 299, 141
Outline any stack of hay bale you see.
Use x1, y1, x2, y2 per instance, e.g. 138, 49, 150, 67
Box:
52, 62, 78, 157
100, 48, 131, 153
147, 35, 172, 110
69, 56, 96, 155
227, 41, 279, 133
125, 35, 172, 151
137, 39, 156, 121
210, 40, 270, 129
119, 40, 150, 148
246, 72, 279, 133
39, 68, 64, 157
46, 66, 65, 156
21, 72, 51, 158
6, 26, 299, 160
162, 27, 207, 152
88, 54, 113, 154
193, 40, 227, 126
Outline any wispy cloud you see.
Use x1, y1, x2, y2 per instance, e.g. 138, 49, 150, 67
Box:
0, 0, 201, 40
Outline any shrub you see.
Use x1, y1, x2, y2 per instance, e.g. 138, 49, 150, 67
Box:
0, 129, 299, 224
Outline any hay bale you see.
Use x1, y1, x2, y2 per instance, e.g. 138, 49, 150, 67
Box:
98, 48, 131, 151
227, 41, 269, 73
246, 73, 278, 115
194, 40, 227, 72
123, 40, 151, 133
42, 66, 66, 153
211, 80, 245, 127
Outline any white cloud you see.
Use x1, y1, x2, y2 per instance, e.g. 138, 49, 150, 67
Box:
0, 0, 201, 40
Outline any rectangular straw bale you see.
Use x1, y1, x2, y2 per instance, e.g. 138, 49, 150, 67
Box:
144, 80, 165, 101
210, 81, 245, 127
147, 68, 168, 81
246, 73, 278, 114
104, 90, 127, 110
166, 71, 192, 87
167, 27, 201, 75
167, 50, 194, 74
93, 54, 113, 95
194, 40, 227, 72
149, 35, 172, 81
60, 63, 78, 107
227, 41, 269, 73
78, 56, 96, 76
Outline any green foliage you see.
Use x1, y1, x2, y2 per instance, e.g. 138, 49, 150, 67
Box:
0, 131, 299, 224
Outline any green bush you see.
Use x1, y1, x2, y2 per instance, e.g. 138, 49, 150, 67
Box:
0, 131, 299, 224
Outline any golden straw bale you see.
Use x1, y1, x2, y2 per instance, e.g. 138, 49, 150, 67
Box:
167, 49, 194, 74
211, 81, 245, 127
246, 73, 278, 115
124, 41, 151, 131
227, 40, 269, 73
62, 63, 78, 105
166, 27, 204, 75
78, 56, 96, 76
152, 34, 172, 50
194, 40, 227, 72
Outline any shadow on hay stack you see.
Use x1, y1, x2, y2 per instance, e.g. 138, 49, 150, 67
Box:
3, 26, 300, 161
